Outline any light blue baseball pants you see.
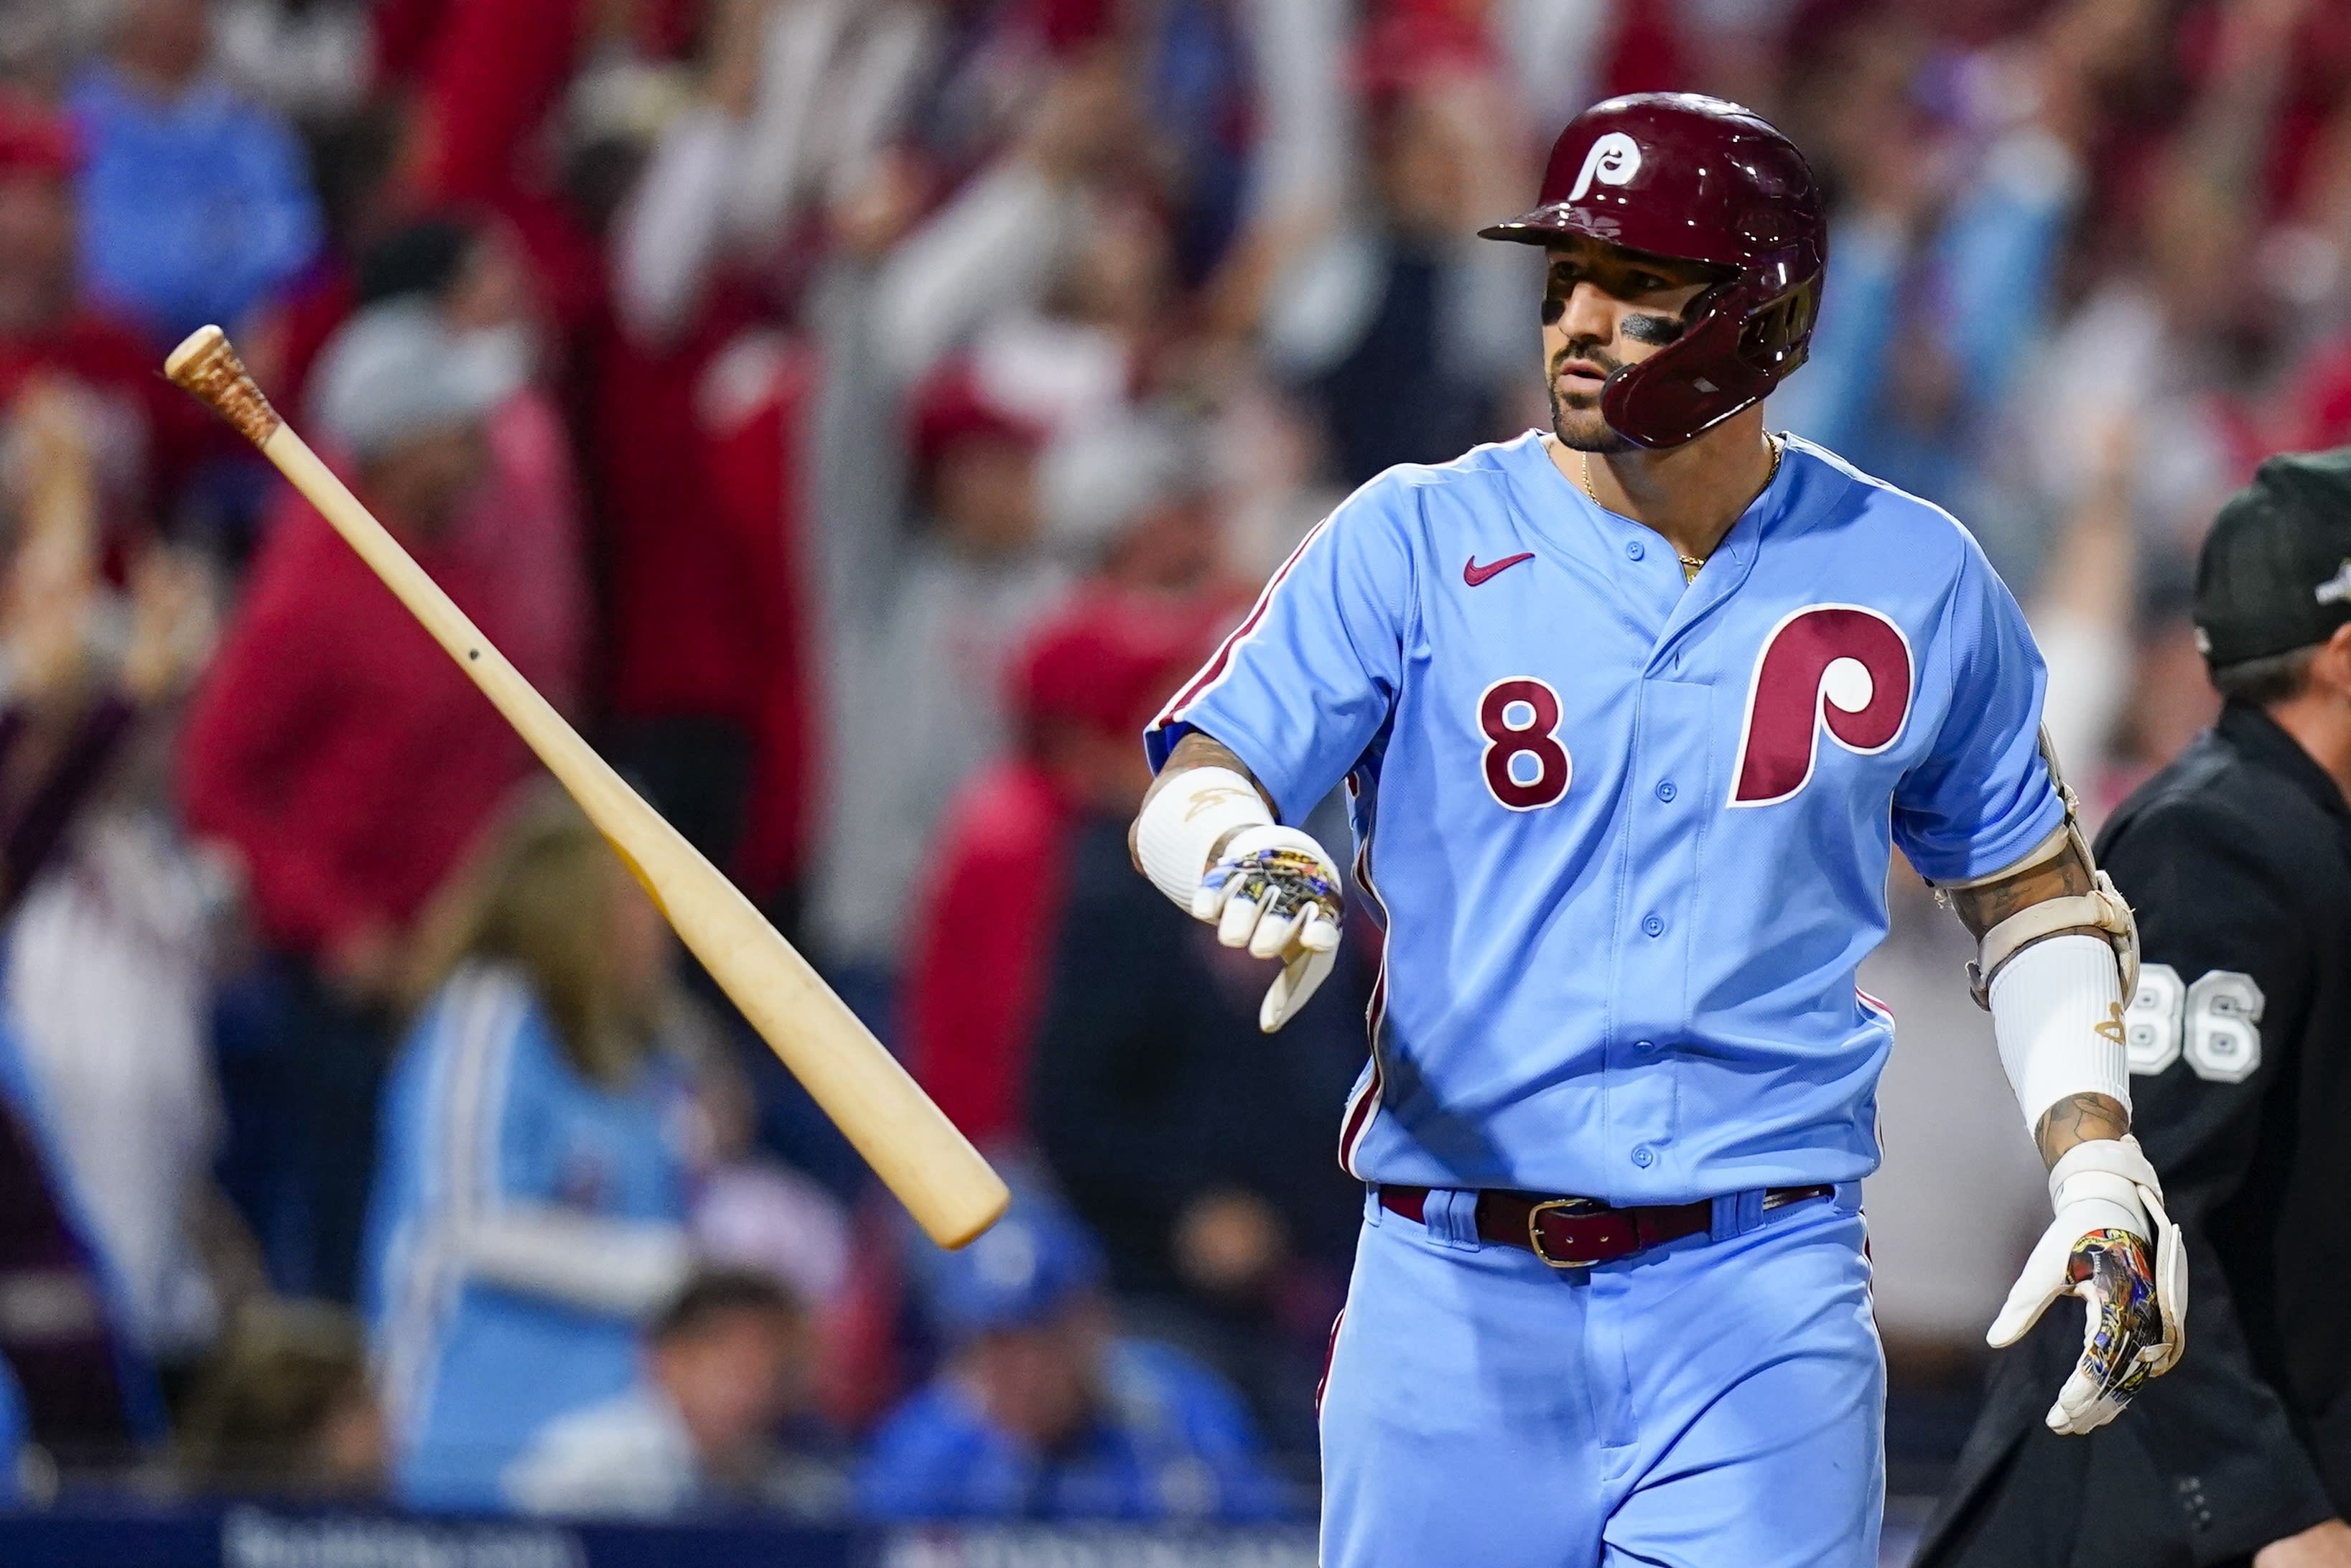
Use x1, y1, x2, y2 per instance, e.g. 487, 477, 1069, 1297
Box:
1320, 1185, 1884, 1567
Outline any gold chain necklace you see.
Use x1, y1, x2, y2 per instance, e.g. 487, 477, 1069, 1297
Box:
1580, 436, 1784, 584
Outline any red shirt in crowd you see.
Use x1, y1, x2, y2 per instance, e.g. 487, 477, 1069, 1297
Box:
446, 390, 589, 718
903, 760, 1074, 1149
591, 312, 816, 899
177, 474, 549, 960
903, 589, 1226, 1150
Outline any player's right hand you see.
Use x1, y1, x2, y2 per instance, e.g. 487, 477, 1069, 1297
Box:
1193, 825, 1343, 1034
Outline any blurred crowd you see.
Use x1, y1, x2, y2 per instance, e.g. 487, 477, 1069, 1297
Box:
0, 0, 2340, 1528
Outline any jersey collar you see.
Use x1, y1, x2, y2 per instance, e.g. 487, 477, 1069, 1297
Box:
1502, 426, 1791, 562
1502, 428, 1792, 666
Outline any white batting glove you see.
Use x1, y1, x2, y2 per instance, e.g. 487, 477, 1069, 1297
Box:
1135, 765, 1344, 1033
1196, 825, 1344, 1032
1988, 1136, 2187, 1435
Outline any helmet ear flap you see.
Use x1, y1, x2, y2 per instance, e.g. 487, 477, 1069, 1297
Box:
1738, 277, 1818, 375
1600, 303, 1756, 449
1599, 269, 1819, 447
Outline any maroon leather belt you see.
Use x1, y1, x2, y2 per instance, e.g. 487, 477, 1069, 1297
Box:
1379, 1183, 1837, 1270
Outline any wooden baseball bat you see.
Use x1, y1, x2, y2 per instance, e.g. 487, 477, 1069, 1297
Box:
166, 325, 1008, 1250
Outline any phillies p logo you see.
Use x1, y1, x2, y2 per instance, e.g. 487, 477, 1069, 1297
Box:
1729, 605, 1912, 806
1567, 132, 1644, 202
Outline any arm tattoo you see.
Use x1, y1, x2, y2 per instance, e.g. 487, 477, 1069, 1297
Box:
1944, 839, 2095, 941
2034, 1090, 2131, 1169
1155, 732, 1260, 793
1128, 732, 1276, 871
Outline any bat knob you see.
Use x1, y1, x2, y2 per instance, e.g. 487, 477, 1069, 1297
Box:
164, 325, 282, 449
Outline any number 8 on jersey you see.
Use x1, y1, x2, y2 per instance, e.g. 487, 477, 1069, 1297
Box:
1479, 677, 1571, 811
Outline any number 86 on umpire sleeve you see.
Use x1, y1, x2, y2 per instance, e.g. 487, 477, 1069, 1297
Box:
2127, 964, 2266, 1083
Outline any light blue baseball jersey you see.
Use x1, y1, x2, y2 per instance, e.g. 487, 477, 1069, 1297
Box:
1147, 430, 2062, 1203
363, 963, 690, 1509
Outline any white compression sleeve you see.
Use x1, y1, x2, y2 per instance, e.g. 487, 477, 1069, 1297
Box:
1988, 931, 2131, 1135
1135, 765, 1273, 913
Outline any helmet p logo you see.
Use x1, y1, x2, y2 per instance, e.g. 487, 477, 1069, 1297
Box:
1728, 605, 1912, 806
1568, 132, 1644, 202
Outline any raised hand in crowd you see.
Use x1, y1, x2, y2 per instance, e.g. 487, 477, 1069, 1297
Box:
1022, 48, 1142, 187
2, 536, 93, 709
1, 382, 100, 709
119, 546, 218, 705
704, 0, 779, 121
10, 379, 98, 561
1396, 66, 1532, 240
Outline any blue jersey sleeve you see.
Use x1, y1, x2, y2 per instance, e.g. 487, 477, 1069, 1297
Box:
1147, 482, 1416, 821
1892, 538, 2067, 882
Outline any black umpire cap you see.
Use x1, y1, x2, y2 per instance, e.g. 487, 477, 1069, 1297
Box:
2194, 447, 2351, 669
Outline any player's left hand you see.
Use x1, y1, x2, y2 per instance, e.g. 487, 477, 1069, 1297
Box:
1196, 825, 1344, 1033
1988, 1135, 2187, 1435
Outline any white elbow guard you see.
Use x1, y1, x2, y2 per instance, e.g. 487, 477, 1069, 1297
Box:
1136, 765, 1275, 911
1956, 729, 2139, 1009
1969, 849, 2138, 1011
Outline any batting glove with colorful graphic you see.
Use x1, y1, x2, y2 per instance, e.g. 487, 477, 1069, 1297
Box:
1196, 826, 1344, 1033
1988, 1135, 2187, 1435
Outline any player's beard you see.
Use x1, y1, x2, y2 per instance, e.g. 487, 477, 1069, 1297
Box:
1549, 310, 1692, 453
1547, 342, 1631, 454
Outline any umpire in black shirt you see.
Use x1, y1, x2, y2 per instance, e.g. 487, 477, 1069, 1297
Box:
1920, 449, 2351, 1568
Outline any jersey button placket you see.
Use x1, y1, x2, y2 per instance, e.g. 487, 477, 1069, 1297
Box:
1631, 1144, 1654, 1168
1624, 540, 1644, 561
1642, 914, 1665, 938
1654, 780, 1676, 802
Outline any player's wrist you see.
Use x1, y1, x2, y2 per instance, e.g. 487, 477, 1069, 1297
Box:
2047, 1137, 2156, 1240
1136, 764, 1277, 914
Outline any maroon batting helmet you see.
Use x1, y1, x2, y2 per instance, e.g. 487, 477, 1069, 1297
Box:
1481, 93, 1825, 449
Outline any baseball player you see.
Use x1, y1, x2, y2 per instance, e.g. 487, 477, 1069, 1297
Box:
1130, 94, 2188, 1566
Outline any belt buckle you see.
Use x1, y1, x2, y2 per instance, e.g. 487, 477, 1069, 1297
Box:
1525, 1196, 1614, 1269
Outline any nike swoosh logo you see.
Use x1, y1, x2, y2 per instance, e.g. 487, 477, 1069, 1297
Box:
1463, 552, 1535, 587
